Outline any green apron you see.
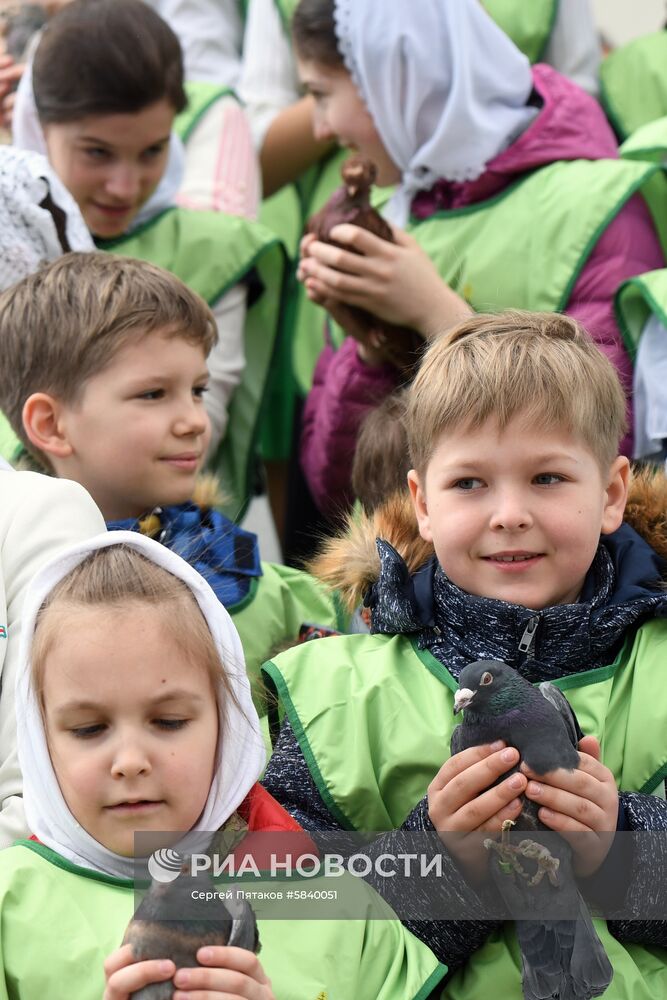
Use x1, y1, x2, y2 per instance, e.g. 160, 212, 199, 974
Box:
0, 841, 445, 1000
263, 619, 667, 997
620, 116, 667, 258
98, 208, 287, 522
600, 31, 667, 141
481, 0, 559, 63
615, 269, 667, 361
0, 412, 20, 466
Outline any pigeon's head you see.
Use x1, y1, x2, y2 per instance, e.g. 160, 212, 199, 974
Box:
453, 660, 517, 715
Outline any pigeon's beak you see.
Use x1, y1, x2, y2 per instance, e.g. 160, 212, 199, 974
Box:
453, 687, 475, 715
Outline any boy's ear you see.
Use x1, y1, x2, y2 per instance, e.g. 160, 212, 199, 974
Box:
600, 455, 631, 535
407, 468, 433, 543
22, 393, 74, 459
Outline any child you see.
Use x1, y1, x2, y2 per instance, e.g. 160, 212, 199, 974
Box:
10, 0, 283, 513
291, 0, 665, 514
0, 252, 346, 715
262, 311, 667, 996
0, 531, 444, 999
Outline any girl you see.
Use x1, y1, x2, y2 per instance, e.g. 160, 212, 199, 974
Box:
292, 0, 664, 516
0, 532, 444, 999
10, 0, 278, 516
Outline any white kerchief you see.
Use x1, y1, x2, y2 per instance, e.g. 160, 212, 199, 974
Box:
15, 532, 266, 880
333, 0, 537, 225
0, 146, 93, 291
11, 60, 185, 234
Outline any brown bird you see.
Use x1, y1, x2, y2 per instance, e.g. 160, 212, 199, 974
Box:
306, 157, 424, 371
124, 863, 259, 1000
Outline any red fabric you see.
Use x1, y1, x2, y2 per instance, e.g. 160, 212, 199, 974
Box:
300, 65, 664, 510
238, 783, 303, 834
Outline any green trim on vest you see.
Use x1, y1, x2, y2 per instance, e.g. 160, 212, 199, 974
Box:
616, 269, 667, 361
263, 617, 667, 832
175, 81, 237, 144
98, 207, 287, 521
600, 31, 667, 141
482, 0, 558, 63
620, 118, 667, 257
16, 839, 137, 887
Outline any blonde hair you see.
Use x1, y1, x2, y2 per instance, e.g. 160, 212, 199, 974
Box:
405, 311, 627, 476
31, 546, 237, 733
352, 389, 410, 513
0, 252, 217, 468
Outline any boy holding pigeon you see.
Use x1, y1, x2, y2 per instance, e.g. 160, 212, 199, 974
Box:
262, 311, 667, 997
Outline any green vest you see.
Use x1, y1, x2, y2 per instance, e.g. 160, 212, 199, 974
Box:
620, 116, 667, 258
98, 208, 287, 522
0, 412, 20, 466
175, 80, 237, 144
229, 561, 348, 717
615, 269, 667, 361
263, 620, 667, 998
0, 842, 445, 1000
481, 0, 558, 63
600, 31, 667, 141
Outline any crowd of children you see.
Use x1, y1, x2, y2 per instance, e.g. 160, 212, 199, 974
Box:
0, 0, 666, 998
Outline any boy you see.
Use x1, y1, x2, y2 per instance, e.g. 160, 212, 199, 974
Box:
0, 252, 346, 713
261, 311, 667, 995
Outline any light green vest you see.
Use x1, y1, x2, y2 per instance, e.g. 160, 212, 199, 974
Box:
230, 561, 348, 717
175, 80, 236, 144
620, 116, 667, 258
263, 620, 667, 998
616, 269, 667, 361
0, 841, 445, 1000
600, 31, 667, 141
481, 0, 558, 63
0, 412, 20, 466
98, 208, 286, 522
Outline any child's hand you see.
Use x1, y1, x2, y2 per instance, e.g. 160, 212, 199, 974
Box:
297, 224, 471, 338
103, 943, 175, 999
172, 946, 274, 999
521, 735, 619, 877
428, 742, 528, 881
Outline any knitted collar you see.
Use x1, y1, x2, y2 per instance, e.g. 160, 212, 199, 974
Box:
367, 526, 667, 683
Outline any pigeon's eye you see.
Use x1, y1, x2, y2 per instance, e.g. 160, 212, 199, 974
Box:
480, 671, 494, 686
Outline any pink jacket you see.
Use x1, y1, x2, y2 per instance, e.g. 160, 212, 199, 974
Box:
301, 65, 664, 516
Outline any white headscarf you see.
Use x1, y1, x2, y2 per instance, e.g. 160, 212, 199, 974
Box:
11, 59, 185, 234
15, 531, 266, 880
0, 146, 93, 291
333, 0, 537, 225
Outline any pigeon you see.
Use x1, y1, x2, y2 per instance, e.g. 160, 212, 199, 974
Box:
452, 660, 613, 1000
124, 863, 259, 1000
306, 156, 424, 372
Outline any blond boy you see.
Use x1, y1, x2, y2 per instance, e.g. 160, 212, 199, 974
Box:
261, 311, 667, 994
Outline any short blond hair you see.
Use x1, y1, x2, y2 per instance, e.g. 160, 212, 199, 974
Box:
0, 252, 217, 465
405, 311, 627, 476
31, 545, 239, 735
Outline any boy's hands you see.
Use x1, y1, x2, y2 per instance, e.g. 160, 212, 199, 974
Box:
104, 943, 275, 1000
522, 735, 619, 877
428, 742, 528, 881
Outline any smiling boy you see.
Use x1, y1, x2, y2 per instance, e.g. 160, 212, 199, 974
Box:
0, 252, 346, 713
261, 310, 667, 996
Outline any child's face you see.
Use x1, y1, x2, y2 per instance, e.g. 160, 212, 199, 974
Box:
408, 415, 629, 610
297, 58, 401, 187
43, 99, 174, 238
43, 604, 219, 857
49, 328, 211, 521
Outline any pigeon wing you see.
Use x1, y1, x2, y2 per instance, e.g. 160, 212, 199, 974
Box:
538, 682, 584, 748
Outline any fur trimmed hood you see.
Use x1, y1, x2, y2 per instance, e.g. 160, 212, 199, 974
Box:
310, 467, 667, 613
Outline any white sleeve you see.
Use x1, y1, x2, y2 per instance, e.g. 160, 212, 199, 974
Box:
177, 96, 261, 216
144, 0, 244, 86
542, 0, 602, 97
0, 473, 105, 847
238, 0, 301, 150
205, 282, 248, 453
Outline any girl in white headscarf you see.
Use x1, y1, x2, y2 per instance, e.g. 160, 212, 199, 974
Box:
0, 532, 444, 1000
293, 0, 663, 515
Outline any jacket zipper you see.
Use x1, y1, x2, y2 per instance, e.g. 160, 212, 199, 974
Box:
518, 615, 540, 658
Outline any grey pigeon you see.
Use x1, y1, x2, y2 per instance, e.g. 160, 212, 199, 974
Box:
124, 864, 259, 999
452, 660, 613, 1000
